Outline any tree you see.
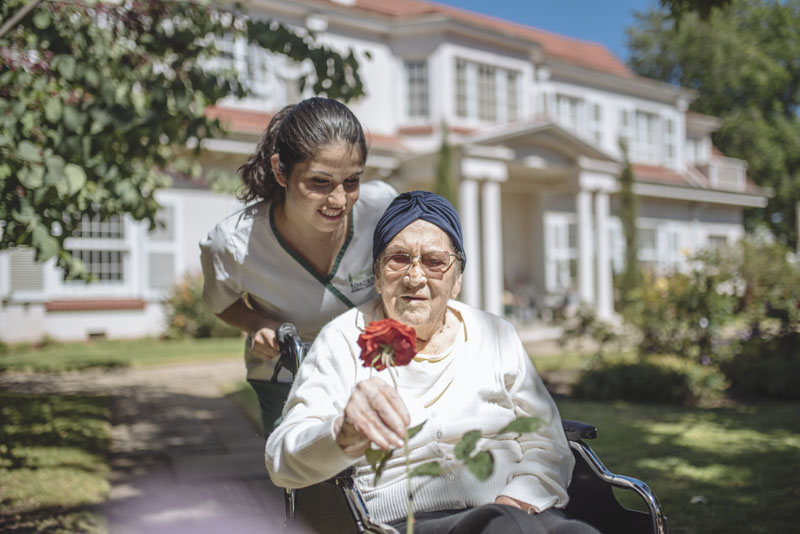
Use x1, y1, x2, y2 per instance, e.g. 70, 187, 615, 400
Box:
433, 121, 457, 208
617, 139, 640, 311
0, 0, 365, 278
659, 0, 733, 21
627, 0, 800, 248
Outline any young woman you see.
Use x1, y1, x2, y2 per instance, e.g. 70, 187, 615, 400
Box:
200, 97, 397, 435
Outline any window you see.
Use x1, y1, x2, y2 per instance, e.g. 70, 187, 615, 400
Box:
453, 57, 519, 124
477, 64, 497, 122
556, 94, 581, 131
588, 102, 603, 144
707, 234, 729, 249
637, 224, 686, 274
213, 35, 304, 109
618, 108, 633, 152
65, 214, 127, 284
635, 111, 660, 163
506, 71, 519, 122
74, 214, 124, 239
405, 60, 429, 119
68, 249, 124, 282
665, 119, 676, 164
545, 215, 578, 293
455, 59, 468, 118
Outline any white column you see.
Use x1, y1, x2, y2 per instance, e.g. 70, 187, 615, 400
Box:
458, 178, 481, 308
481, 179, 504, 316
594, 190, 614, 320
576, 189, 595, 305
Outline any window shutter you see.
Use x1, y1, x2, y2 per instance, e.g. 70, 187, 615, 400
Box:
9, 248, 44, 291
148, 252, 175, 290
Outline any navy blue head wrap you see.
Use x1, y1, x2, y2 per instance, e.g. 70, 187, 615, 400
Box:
372, 191, 466, 271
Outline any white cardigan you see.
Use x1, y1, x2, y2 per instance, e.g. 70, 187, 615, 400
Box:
265, 298, 574, 524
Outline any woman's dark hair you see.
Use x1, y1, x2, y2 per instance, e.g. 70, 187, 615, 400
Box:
238, 97, 368, 204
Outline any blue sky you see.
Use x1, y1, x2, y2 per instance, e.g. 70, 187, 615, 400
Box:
433, 0, 660, 60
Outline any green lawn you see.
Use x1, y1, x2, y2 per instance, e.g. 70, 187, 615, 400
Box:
0, 391, 111, 534
228, 379, 800, 534
556, 399, 800, 534
0, 337, 243, 372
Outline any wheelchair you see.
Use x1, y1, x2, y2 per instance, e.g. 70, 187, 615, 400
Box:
273, 324, 667, 534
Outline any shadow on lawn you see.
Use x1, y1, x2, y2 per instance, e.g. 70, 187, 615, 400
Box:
558, 400, 800, 534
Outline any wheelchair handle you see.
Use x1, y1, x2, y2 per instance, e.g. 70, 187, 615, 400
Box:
272, 322, 305, 382
276, 323, 299, 346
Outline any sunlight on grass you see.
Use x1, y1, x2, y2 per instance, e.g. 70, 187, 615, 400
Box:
557, 400, 800, 534
0, 392, 111, 532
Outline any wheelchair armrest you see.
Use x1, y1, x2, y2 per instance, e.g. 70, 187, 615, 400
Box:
562, 419, 597, 441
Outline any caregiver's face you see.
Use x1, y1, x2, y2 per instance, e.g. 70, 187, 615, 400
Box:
375, 220, 462, 332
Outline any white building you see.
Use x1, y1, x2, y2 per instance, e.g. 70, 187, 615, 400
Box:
0, 0, 766, 342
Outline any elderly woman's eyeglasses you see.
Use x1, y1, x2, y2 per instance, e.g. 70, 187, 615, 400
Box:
379, 251, 462, 275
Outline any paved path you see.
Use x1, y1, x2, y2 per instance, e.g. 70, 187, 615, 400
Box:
0, 361, 315, 534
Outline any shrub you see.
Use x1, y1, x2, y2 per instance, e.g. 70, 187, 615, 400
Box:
627, 268, 736, 362
722, 332, 800, 400
573, 355, 728, 405
163, 273, 240, 339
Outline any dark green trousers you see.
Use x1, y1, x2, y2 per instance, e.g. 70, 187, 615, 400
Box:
247, 378, 292, 437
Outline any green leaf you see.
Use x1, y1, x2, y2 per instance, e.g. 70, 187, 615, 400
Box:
365, 447, 393, 484
62, 164, 87, 195
498, 417, 543, 436
465, 450, 494, 481
18, 165, 45, 188
131, 91, 146, 113
407, 420, 426, 441
32, 223, 60, 261
410, 461, 444, 478
57, 56, 77, 80
45, 98, 63, 123
45, 155, 66, 185
454, 430, 481, 460
0, 134, 11, 147
16, 141, 42, 162
63, 106, 85, 133
33, 10, 51, 29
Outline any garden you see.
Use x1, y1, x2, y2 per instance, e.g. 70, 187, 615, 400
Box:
2, 238, 799, 533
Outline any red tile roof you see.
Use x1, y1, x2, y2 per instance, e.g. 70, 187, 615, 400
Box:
633, 164, 696, 188
206, 106, 273, 135
46, 299, 147, 312
205, 106, 407, 150
321, 0, 633, 78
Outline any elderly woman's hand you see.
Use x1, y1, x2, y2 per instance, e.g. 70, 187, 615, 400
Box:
335, 378, 410, 456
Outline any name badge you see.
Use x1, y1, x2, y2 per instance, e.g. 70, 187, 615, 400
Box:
349, 268, 375, 292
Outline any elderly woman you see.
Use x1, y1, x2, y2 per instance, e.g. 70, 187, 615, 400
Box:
266, 191, 599, 534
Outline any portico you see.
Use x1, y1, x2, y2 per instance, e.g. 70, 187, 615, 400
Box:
454, 121, 620, 321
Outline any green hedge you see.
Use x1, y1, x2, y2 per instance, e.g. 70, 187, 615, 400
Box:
722, 332, 800, 400
573, 355, 728, 405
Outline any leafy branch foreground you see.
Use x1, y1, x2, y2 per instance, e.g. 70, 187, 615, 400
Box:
366, 417, 543, 484
0, 0, 365, 278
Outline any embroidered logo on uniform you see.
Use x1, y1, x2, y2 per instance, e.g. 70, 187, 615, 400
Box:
349, 268, 375, 292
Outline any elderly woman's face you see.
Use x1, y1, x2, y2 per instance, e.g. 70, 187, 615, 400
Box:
375, 220, 462, 333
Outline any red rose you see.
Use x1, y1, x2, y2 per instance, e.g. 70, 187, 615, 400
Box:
357, 318, 417, 371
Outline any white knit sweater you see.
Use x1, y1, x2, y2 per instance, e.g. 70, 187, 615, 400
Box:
265, 298, 574, 524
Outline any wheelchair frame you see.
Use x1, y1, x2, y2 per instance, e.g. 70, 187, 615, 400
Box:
274, 324, 667, 534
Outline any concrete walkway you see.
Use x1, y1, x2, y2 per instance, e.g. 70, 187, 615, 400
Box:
0, 360, 314, 534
